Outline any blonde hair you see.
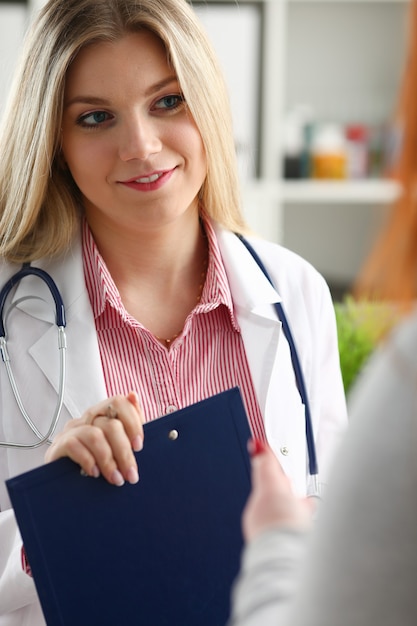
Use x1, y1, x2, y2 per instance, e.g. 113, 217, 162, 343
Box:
0, 0, 247, 263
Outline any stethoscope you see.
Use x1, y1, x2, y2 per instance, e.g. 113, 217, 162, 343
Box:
0, 240, 319, 493
0, 264, 67, 449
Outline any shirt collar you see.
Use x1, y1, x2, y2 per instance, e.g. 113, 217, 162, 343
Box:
82, 220, 125, 320
82, 218, 239, 331
199, 219, 239, 330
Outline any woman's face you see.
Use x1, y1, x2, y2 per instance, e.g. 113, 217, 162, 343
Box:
61, 30, 207, 233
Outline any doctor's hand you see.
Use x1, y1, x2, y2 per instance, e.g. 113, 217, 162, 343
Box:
242, 439, 312, 543
45, 392, 144, 487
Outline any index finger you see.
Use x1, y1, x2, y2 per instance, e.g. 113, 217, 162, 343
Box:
248, 439, 289, 492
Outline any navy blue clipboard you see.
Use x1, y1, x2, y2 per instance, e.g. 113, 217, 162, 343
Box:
6, 387, 252, 626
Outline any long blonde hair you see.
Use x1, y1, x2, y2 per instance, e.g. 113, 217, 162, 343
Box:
0, 0, 247, 263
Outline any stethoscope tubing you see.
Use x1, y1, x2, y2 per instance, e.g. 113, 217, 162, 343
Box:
0, 264, 66, 337
237, 235, 319, 478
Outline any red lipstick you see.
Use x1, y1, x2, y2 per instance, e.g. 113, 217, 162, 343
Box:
120, 168, 175, 192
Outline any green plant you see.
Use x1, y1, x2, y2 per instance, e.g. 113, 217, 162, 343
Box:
334, 297, 399, 394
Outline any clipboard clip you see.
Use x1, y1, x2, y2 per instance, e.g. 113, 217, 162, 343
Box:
168, 429, 179, 441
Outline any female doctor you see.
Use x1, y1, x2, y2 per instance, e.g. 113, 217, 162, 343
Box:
0, 0, 347, 623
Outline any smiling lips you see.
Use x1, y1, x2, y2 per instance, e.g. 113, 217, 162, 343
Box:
120, 168, 175, 191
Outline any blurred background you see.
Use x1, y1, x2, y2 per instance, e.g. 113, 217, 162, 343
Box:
0, 0, 409, 301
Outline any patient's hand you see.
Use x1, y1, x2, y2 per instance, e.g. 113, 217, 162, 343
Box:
242, 440, 312, 543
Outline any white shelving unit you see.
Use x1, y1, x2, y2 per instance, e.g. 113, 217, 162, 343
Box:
282, 0, 409, 291
195, 0, 410, 293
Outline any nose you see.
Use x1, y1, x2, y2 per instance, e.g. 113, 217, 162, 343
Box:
119, 113, 162, 161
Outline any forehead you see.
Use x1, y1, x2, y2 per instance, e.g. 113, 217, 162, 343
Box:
64, 31, 173, 97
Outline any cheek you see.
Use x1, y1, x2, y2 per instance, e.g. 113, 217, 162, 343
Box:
172, 119, 206, 164
62, 138, 109, 185
187, 130, 207, 175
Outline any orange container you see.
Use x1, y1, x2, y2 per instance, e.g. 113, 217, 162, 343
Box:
311, 124, 347, 180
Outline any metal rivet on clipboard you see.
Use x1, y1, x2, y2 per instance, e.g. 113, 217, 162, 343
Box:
168, 429, 179, 441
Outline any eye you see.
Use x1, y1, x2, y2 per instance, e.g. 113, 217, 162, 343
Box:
153, 94, 185, 112
77, 110, 113, 128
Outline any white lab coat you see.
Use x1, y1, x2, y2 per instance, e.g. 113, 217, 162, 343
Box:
0, 223, 347, 624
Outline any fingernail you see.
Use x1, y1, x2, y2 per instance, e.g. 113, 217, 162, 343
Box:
126, 465, 139, 484
91, 464, 100, 478
132, 435, 143, 452
111, 469, 125, 487
248, 438, 267, 457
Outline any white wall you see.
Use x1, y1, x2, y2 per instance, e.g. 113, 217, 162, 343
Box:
0, 3, 27, 116
194, 3, 262, 180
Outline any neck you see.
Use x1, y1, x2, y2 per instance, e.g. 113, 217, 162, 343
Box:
87, 211, 203, 279
86, 213, 209, 343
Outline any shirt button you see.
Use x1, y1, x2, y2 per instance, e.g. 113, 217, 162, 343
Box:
166, 404, 178, 414
280, 446, 289, 456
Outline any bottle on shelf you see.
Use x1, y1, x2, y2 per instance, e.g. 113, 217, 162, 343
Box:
310, 123, 347, 180
282, 104, 314, 180
282, 112, 303, 179
345, 124, 368, 179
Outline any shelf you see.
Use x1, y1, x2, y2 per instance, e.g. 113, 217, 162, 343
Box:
281, 179, 402, 204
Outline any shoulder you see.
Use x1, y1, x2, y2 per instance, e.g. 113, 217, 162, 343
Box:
388, 307, 417, 373
304, 310, 417, 626
347, 309, 417, 459
243, 234, 332, 308
350, 307, 417, 404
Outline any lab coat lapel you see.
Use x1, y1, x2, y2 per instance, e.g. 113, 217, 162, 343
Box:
214, 225, 283, 416
214, 225, 305, 457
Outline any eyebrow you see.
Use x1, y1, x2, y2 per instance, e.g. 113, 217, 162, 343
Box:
65, 75, 180, 108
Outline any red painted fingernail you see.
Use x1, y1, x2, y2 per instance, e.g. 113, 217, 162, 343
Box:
248, 438, 267, 457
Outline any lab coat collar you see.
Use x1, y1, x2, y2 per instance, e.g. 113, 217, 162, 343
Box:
212, 222, 282, 318
11, 235, 86, 326
11, 223, 283, 327
213, 223, 284, 418
45, 223, 284, 324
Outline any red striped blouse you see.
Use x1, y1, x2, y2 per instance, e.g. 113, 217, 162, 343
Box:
82, 219, 266, 440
